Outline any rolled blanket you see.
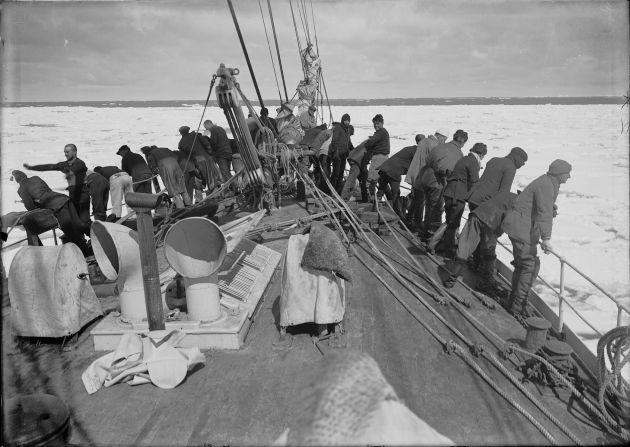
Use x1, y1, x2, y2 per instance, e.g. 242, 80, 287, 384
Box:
300, 222, 352, 282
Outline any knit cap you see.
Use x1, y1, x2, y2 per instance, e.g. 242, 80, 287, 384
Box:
11, 170, 27, 182
547, 159, 572, 175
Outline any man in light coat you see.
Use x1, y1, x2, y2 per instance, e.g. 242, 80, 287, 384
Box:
406, 130, 447, 230
501, 159, 572, 318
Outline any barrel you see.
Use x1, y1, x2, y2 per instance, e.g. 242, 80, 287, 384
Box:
8, 244, 103, 337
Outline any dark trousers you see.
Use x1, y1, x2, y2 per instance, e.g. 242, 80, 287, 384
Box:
318, 155, 331, 193
56, 202, 89, 256
422, 184, 444, 234
443, 197, 465, 255
508, 237, 540, 314
90, 184, 109, 221
216, 157, 232, 183
133, 173, 153, 194
408, 187, 425, 225
330, 155, 347, 193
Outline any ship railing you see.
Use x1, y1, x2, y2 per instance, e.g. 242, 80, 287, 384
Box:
494, 238, 629, 335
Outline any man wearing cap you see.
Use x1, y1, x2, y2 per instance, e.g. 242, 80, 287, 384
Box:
365, 114, 390, 200
416, 130, 468, 241
406, 129, 448, 230
94, 165, 133, 219
329, 114, 353, 193
501, 159, 572, 319
117, 145, 153, 194
468, 147, 528, 210
466, 146, 528, 293
10, 170, 90, 256
438, 142, 487, 257
178, 126, 217, 194
299, 105, 318, 132
23, 143, 91, 229
141, 146, 191, 208
202, 120, 233, 183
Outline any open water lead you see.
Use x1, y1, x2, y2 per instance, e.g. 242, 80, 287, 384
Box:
164, 217, 227, 322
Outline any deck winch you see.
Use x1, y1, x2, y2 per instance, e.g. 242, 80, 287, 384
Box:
524, 338, 580, 390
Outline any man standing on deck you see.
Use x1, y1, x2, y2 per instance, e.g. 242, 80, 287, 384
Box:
406, 129, 448, 230
140, 146, 191, 209
94, 165, 132, 220
467, 146, 528, 293
375, 139, 419, 220
260, 107, 279, 137
178, 126, 217, 194
116, 145, 153, 194
11, 170, 90, 256
501, 159, 572, 319
417, 130, 468, 241
82, 169, 110, 221
439, 142, 487, 257
329, 114, 353, 193
364, 114, 390, 200
23, 143, 91, 230
203, 120, 233, 183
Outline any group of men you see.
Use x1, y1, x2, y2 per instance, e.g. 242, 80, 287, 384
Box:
10, 120, 234, 256
310, 114, 571, 320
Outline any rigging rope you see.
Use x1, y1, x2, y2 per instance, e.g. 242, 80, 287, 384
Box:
257, 0, 283, 104
309, 0, 320, 55
288, 0, 306, 80
227, 0, 265, 108
266, 0, 289, 104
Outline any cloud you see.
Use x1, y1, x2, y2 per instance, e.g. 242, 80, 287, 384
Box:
1, 0, 628, 101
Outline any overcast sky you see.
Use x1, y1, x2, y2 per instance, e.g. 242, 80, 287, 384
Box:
1, 0, 628, 102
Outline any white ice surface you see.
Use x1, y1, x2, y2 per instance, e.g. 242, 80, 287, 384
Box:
1, 103, 628, 352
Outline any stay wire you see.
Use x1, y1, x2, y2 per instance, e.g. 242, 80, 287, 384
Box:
288, 0, 306, 80
309, 0, 320, 55
266, 0, 290, 104
257, 0, 283, 104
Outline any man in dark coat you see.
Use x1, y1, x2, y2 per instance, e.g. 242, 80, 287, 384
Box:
329, 114, 353, 193
340, 141, 369, 202
417, 129, 468, 240
364, 114, 390, 199
203, 120, 233, 183
259, 107, 279, 137
117, 145, 153, 194
84, 169, 110, 221
376, 141, 418, 219
501, 159, 572, 318
141, 146, 191, 208
11, 170, 89, 255
468, 147, 528, 209
439, 142, 487, 256
441, 191, 516, 288
24, 143, 91, 229
178, 126, 217, 194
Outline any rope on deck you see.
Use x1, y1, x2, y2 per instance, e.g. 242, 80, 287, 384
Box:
296, 166, 568, 445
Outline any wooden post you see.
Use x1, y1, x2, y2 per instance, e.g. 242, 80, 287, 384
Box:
125, 192, 165, 331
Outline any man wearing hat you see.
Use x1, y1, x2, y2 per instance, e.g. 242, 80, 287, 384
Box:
117, 145, 153, 194
466, 146, 528, 293
299, 104, 318, 132
501, 159, 572, 319
437, 142, 487, 257
416, 129, 468, 241
468, 147, 528, 210
178, 126, 217, 194
10, 170, 90, 256
406, 129, 448, 230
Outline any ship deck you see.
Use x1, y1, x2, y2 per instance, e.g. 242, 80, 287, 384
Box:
1, 196, 611, 445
